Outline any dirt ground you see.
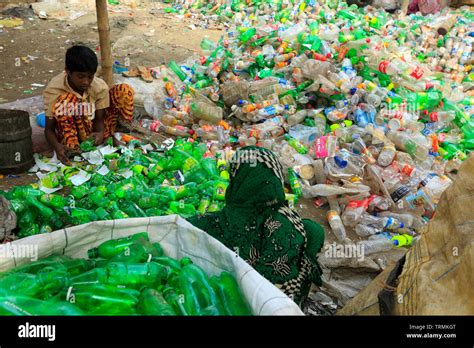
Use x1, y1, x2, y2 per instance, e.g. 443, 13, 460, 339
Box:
0, 1, 222, 103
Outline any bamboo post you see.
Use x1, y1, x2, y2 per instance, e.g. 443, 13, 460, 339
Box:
96, 0, 113, 87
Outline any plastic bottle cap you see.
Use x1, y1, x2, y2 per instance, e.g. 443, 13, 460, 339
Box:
330, 124, 340, 132
334, 156, 348, 168
393, 240, 400, 246
87, 248, 99, 259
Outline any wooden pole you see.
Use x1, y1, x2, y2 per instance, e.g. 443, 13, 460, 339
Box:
96, 0, 113, 87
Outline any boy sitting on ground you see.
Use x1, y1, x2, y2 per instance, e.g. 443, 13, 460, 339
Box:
44, 45, 134, 164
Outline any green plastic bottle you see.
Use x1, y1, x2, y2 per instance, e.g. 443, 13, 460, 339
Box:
114, 182, 137, 200
284, 134, 308, 154
210, 272, 252, 315
26, 196, 54, 219
0, 269, 68, 299
18, 224, 40, 238
207, 200, 222, 213
105, 262, 171, 287
137, 193, 160, 209
217, 159, 230, 180
173, 182, 198, 200
121, 202, 147, 218
112, 209, 129, 220
18, 209, 38, 228
10, 186, 41, 200
198, 197, 211, 214
145, 207, 163, 216
88, 187, 108, 208
287, 168, 302, 198
239, 27, 256, 43
71, 185, 90, 199
201, 158, 220, 178
87, 232, 150, 259
39, 194, 67, 208
168, 60, 188, 82
69, 268, 107, 285
183, 166, 208, 184
40, 172, 60, 189
61, 259, 95, 276
169, 201, 197, 217
443, 99, 470, 128
109, 241, 163, 264
213, 181, 228, 201
0, 295, 84, 316
178, 263, 225, 315
8, 199, 27, 214
151, 256, 182, 274
66, 283, 139, 315
70, 208, 98, 225
163, 287, 188, 315
95, 207, 111, 220
137, 288, 176, 316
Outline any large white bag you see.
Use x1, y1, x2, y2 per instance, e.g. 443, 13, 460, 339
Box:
0, 215, 303, 315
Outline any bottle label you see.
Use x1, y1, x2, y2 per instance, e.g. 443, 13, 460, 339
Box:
173, 171, 185, 184
150, 121, 160, 132
378, 61, 390, 74
401, 164, 414, 177
420, 173, 436, 187
425, 81, 434, 90
409, 66, 424, 80
421, 123, 436, 136
314, 136, 328, 159
390, 185, 410, 202
263, 106, 276, 116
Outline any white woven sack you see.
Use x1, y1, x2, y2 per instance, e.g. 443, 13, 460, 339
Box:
0, 215, 303, 316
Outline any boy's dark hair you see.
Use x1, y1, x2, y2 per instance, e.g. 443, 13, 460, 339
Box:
65, 45, 98, 73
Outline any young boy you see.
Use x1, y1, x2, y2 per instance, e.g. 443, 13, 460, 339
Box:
44, 45, 134, 164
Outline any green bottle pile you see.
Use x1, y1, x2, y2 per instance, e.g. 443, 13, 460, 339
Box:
0, 232, 252, 316
0, 138, 229, 238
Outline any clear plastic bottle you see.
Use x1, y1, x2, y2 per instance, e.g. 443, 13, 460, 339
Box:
377, 143, 396, 167
354, 224, 379, 237
287, 109, 308, 126
327, 210, 347, 242
191, 102, 223, 123
358, 237, 393, 255
341, 199, 369, 227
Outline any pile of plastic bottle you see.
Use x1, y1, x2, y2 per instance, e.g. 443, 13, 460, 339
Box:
1, 1, 472, 256
0, 138, 231, 238
138, 0, 473, 253
0, 232, 251, 315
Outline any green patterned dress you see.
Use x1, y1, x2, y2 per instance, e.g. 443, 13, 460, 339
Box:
188, 146, 325, 305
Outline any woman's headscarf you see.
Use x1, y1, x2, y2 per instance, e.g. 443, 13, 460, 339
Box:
188, 146, 324, 304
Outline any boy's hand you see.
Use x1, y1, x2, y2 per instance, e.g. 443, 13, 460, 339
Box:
89, 132, 104, 146
55, 144, 71, 165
